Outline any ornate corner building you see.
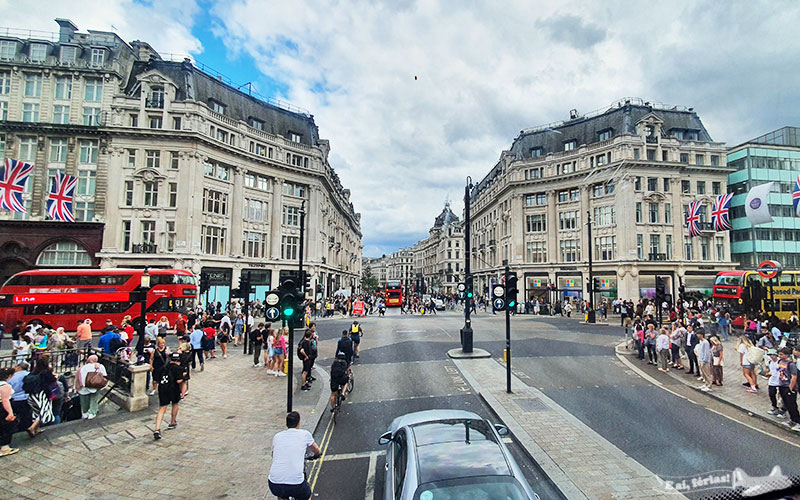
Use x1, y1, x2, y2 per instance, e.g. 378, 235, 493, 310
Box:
468, 98, 736, 303
411, 202, 464, 295
0, 19, 363, 300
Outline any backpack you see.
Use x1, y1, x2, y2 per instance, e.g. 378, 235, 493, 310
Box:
22, 373, 42, 394
746, 346, 765, 365
109, 336, 126, 354
330, 359, 347, 381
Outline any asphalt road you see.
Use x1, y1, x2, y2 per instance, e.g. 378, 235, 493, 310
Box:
306, 309, 800, 500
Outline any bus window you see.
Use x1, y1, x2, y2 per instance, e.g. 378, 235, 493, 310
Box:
781, 299, 798, 313
780, 274, 795, 286
746, 274, 763, 286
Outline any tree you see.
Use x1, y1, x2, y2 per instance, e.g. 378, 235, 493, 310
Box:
362, 266, 379, 293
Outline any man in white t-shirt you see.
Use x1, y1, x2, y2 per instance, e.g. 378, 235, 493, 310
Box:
268, 411, 320, 500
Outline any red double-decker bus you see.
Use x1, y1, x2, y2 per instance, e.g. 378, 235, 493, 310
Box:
0, 269, 197, 331
385, 280, 403, 307
712, 269, 800, 327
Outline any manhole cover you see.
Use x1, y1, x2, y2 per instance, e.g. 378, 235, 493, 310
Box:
514, 398, 549, 412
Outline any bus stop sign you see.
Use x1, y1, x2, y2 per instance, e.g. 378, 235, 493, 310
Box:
758, 260, 782, 279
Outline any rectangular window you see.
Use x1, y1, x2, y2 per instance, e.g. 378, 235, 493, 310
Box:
24, 73, 41, 97
634, 177, 641, 190
666, 235, 673, 259
559, 239, 580, 262
697, 181, 705, 195
210, 100, 226, 114
201, 226, 226, 255
82, 106, 101, 125
124, 180, 133, 206
701, 238, 710, 260
250, 118, 264, 130
598, 129, 612, 141
79, 140, 98, 164
695, 154, 705, 166
0, 101, 7, 121
149, 116, 163, 129
637, 234, 643, 259
170, 151, 179, 169
681, 180, 691, 193
90, 48, 105, 67
563, 140, 576, 151
146, 150, 161, 169
122, 220, 131, 251
283, 182, 306, 198
593, 205, 616, 227
168, 182, 177, 207
281, 235, 299, 260
83, 78, 102, 101
289, 132, 302, 143
127, 149, 136, 168
712, 181, 721, 195
202, 189, 228, 215
54, 76, 72, 100
635, 202, 642, 223
633, 148, 640, 160
143, 181, 158, 207
243, 231, 269, 258
530, 147, 543, 158
525, 241, 547, 263
245, 174, 256, 188
60, 45, 76, 64
664, 203, 671, 224
662, 150, 669, 162
166, 221, 176, 252
48, 139, 68, 165
129, 114, 138, 127
680, 153, 689, 163
663, 178, 670, 192
647, 177, 657, 191
525, 214, 546, 232
0, 40, 16, 59
711, 155, 720, 166
570, 188, 580, 200
282, 205, 300, 226
74, 201, 94, 222
22, 103, 39, 122
558, 211, 579, 230
593, 184, 603, 197
141, 220, 156, 245
650, 234, 661, 256
558, 190, 568, 203
685, 241, 693, 260
173, 117, 182, 130
0, 71, 9, 94
595, 236, 616, 261
646, 149, 656, 161
76, 169, 96, 195
649, 202, 659, 223
715, 237, 724, 261
18, 137, 37, 161
258, 175, 270, 191
246, 199, 268, 221
52, 105, 69, 124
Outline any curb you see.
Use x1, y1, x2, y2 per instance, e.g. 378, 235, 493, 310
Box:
305, 365, 331, 435
614, 342, 799, 435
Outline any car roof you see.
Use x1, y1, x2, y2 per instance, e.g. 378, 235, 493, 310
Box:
416, 439, 512, 483
389, 409, 482, 432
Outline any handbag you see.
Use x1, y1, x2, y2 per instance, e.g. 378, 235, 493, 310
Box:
84, 365, 108, 389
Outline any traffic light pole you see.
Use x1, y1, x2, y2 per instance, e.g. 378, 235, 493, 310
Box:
461, 177, 473, 353
505, 265, 511, 394
586, 210, 596, 324
287, 321, 294, 413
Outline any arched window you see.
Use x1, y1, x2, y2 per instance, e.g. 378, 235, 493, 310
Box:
36, 241, 91, 267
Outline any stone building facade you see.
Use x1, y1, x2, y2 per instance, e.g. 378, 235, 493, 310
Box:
469, 99, 735, 303
411, 203, 464, 295
0, 20, 362, 303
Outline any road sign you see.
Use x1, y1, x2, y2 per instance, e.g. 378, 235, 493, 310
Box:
265, 292, 280, 306
493, 298, 505, 310
352, 300, 365, 316
266, 307, 280, 321
758, 260, 782, 279
457, 282, 466, 292
493, 285, 505, 297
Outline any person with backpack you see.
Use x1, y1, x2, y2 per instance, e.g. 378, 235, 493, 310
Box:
307, 323, 319, 381
329, 352, 350, 412
149, 337, 169, 396
337, 330, 354, 366
685, 325, 700, 376
350, 321, 364, 359
0, 367, 19, 457
298, 331, 314, 391
75, 355, 107, 419
153, 352, 185, 440
97, 328, 123, 355
633, 317, 645, 360
251, 323, 265, 368
776, 347, 800, 431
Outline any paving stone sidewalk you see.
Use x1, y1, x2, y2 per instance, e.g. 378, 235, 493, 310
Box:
618, 336, 800, 435
454, 357, 685, 500
0, 351, 327, 500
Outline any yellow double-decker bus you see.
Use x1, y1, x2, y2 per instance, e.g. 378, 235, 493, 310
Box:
713, 270, 800, 326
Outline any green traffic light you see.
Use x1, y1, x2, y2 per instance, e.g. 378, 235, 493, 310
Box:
508, 301, 516, 307
467, 292, 473, 298
283, 308, 295, 317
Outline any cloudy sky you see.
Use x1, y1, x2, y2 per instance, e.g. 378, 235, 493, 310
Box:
4, 0, 800, 256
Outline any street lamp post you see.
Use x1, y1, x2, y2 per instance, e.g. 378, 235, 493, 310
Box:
136, 267, 151, 356
586, 210, 596, 324
461, 176, 474, 352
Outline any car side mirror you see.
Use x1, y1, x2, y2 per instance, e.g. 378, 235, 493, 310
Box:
378, 431, 393, 445
494, 423, 509, 436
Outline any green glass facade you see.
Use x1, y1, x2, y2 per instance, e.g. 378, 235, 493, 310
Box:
728, 127, 800, 268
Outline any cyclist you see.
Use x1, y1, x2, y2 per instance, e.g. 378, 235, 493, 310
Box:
329, 352, 350, 412
268, 411, 320, 500
337, 329, 353, 366
350, 321, 364, 358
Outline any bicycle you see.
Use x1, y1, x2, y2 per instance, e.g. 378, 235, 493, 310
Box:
332, 369, 354, 422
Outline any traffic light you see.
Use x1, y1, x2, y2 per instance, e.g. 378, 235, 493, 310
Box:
238, 274, 252, 300
316, 283, 322, 297
506, 272, 518, 311
492, 282, 505, 312
199, 274, 210, 294
303, 271, 312, 294
592, 278, 601, 293
279, 278, 299, 324
465, 275, 474, 299
655, 276, 667, 301
678, 283, 686, 301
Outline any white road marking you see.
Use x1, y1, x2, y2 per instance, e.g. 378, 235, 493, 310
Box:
365, 451, 381, 500
322, 450, 386, 462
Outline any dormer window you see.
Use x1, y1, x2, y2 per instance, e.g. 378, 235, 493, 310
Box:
597, 129, 613, 141
90, 48, 105, 67
289, 132, 302, 143
563, 140, 577, 152
148, 87, 165, 108
530, 147, 543, 158
249, 118, 264, 130
0, 40, 16, 60
209, 99, 226, 114
60, 45, 76, 64
29, 43, 47, 62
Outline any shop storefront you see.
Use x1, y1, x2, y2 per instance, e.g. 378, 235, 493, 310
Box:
525, 274, 550, 302
595, 276, 618, 300
201, 267, 232, 307
558, 275, 583, 301
638, 274, 674, 300
242, 269, 271, 303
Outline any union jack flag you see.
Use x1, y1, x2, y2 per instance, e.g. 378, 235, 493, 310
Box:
793, 175, 800, 217
686, 200, 702, 238
0, 158, 34, 213
46, 172, 78, 222
711, 193, 733, 231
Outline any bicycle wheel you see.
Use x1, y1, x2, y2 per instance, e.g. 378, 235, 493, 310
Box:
347, 373, 354, 394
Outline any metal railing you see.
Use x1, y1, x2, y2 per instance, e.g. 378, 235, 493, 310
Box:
132, 243, 157, 254
145, 97, 164, 109
648, 253, 667, 261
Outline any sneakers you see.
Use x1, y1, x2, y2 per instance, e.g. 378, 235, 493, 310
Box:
148, 390, 156, 396
267, 370, 275, 375
200, 364, 204, 372
784, 421, 796, 429
308, 376, 316, 382
768, 408, 782, 416
746, 387, 758, 393
153, 430, 162, 440
81, 412, 88, 419
776, 412, 787, 419
223, 354, 228, 359
0, 447, 19, 457
700, 386, 712, 392
167, 422, 177, 430
301, 384, 311, 391
87, 414, 95, 420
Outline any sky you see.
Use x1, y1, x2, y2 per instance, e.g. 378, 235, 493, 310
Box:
3, 0, 800, 257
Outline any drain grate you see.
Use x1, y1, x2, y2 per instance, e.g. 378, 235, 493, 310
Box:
514, 397, 549, 412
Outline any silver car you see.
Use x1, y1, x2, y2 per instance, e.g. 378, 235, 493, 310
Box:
378, 409, 541, 500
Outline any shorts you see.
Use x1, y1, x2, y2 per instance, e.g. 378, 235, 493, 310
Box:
742, 363, 753, 369
274, 347, 284, 355
269, 480, 311, 500
302, 358, 313, 374
330, 377, 347, 392
267, 347, 275, 357
351, 335, 360, 345
158, 387, 181, 407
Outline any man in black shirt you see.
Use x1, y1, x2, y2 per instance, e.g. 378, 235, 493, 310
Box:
336, 330, 353, 366
252, 324, 265, 367
154, 352, 184, 440
298, 331, 314, 391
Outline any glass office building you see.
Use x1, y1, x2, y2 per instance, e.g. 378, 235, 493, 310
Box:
728, 127, 800, 268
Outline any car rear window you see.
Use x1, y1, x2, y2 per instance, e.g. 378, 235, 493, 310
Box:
415, 440, 511, 484
411, 418, 495, 446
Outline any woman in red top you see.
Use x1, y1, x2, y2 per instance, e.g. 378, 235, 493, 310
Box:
203, 323, 216, 360
121, 316, 135, 347
175, 315, 187, 337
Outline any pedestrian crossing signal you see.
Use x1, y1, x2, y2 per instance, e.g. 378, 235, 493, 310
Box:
506, 272, 518, 311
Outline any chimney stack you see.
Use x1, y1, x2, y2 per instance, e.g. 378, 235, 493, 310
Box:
54, 18, 78, 42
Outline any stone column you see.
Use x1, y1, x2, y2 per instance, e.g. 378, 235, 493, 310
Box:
107, 363, 150, 412
270, 177, 284, 260
510, 193, 523, 264
580, 185, 591, 262
230, 166, 245, 257
307, 184, 321, 265
546, 190, 557, 264
101, 147, 126, 250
